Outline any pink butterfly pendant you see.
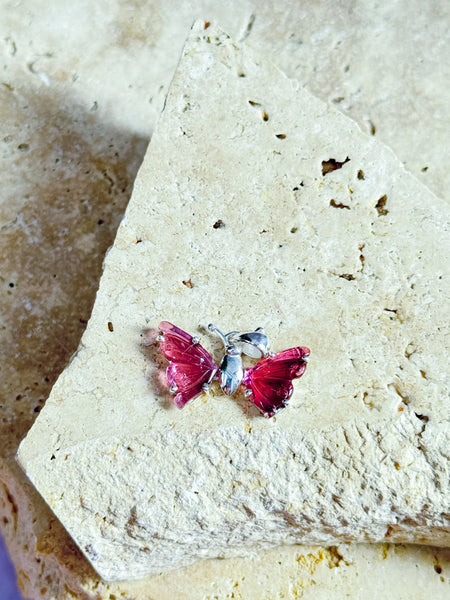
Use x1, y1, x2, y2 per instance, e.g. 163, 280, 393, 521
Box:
158, 321, 309, 418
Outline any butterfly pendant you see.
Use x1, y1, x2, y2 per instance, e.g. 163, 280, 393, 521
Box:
157, 321, 310, 418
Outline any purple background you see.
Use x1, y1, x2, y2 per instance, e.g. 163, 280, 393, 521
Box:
0, 532, 27, 600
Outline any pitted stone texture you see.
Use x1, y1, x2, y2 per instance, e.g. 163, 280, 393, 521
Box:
1, 1, 448, 201
3, 458, 450, 600
2, 1, 450, 596
17, 22, 450, 581
32, 421, 449, 580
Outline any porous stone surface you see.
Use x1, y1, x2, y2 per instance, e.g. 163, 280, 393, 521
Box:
2, 1, 448, 202
3, 455, 450, 599
17, 22, 450, 583
1, 1, 450, 598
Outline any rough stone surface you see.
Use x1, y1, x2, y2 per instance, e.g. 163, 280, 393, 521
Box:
2, 1, 448, 201
17, 22, 450, 583
3, 457, 450, 599
1, 1, 450, 598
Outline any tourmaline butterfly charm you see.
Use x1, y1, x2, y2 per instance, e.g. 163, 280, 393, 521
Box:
157, 321, 309, 417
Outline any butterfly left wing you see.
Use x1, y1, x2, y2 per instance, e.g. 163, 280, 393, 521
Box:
158, 321, 218, 408
242, 346, 310, 417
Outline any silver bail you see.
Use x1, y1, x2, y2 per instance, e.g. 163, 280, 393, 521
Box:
209, 323, 244, 396
208, 323, 229, 348
227, 327, 270, 358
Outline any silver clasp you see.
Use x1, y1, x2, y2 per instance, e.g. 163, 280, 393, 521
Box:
208, 324, 271, 396
226, 327, 270, 358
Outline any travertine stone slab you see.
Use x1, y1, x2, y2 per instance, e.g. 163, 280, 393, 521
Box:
3, 458, 450, 600
2, 1, 448, 201
1, 1, 450, 598
17, 21, 450, 582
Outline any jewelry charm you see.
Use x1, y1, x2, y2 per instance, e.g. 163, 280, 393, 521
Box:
157, 321, 309, 418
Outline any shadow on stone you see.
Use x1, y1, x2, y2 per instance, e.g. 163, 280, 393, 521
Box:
0, 81, 149, 458
139, 327, 174, 409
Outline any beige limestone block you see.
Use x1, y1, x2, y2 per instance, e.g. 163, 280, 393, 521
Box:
1, 2, 450, 597
1, 0, 448, 200
3, 457, 450, 599
16, 22, 450, 583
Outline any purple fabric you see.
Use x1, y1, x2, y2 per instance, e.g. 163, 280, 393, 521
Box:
0, 532, 27, 600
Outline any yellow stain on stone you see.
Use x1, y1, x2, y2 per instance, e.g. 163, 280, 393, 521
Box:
381, 543, 391, 560
295, 545, 347, 575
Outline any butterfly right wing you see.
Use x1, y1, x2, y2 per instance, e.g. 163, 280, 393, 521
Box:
242, 346, 310, 417
158, 321, 218, 408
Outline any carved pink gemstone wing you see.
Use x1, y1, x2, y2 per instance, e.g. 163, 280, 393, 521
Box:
158, 321, 218, 408
242, 346, 310, 418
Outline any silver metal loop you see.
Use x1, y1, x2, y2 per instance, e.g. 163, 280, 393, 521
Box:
226, 328, 270, 358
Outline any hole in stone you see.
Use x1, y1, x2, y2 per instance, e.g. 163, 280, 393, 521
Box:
357, 169, 365, 180
414, 413, 429, 422
182, 279, 194, 288
275, 133, 286, 139
213, 219, 225, 229
330, 199, 350, 210
322, 157, 350, 175
358, 243, 365, 267
108, 322, 114, 332
375, 195, 388, 216
262, 111, 269, 121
